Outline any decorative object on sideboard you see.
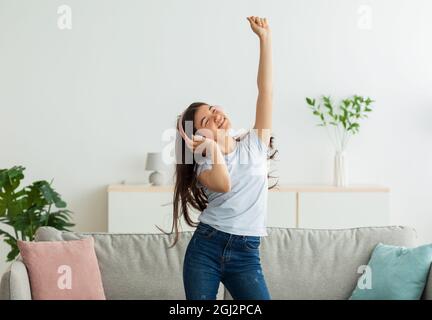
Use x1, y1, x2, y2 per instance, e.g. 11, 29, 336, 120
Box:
267, 135, 279, 189
145, 152, 166, 186
305, 95, 374, 187
0, 166, 75, 262
230, 127, 279, 189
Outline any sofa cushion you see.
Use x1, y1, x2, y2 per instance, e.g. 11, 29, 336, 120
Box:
17, 237, 106, 300
349, 243, 432, 300
35, 225, 416, 300
0, 257, 32, 300
34, 227, 225, 300
224, 226, 417, 300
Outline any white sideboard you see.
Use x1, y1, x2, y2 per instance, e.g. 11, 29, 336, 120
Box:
107, 184, 390, 233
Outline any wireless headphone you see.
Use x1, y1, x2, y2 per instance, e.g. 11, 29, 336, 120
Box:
177, 105, 225, 146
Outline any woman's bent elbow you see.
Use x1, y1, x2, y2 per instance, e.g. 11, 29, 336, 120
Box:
217, 180, 231, 193
221, 181, 231, 193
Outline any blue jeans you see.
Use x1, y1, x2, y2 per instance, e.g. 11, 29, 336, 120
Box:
183, 222, 271, 300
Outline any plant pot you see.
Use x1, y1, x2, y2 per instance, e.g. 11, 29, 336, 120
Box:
334, 151, 348, 187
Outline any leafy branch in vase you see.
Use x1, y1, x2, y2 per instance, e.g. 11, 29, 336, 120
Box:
305, 95, 374, 151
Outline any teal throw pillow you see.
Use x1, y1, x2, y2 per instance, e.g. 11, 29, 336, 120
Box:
350, 242, 432, 300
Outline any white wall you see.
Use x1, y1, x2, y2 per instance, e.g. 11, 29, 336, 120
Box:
1, 0, 431, 271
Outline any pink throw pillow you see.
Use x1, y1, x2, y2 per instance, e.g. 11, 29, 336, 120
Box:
17, 237, 106, 300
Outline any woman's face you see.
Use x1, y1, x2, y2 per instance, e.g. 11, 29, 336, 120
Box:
193, 104, 232, 141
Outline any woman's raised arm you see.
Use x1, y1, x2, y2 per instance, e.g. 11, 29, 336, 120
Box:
247, 16, 273, 146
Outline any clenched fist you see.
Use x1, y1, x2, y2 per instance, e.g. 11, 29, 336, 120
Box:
247, 16, 271, 39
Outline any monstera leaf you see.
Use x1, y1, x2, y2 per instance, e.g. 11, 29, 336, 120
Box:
0, 166, 74, 261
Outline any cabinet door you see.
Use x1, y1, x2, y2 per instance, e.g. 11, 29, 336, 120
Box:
108, 192, 197, 233
298, 192, 389, 229
108, 191, 297, 233
267, 191, 296, 228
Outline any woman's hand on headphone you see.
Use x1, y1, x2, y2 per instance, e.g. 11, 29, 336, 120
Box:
186, 135, 217, 155
247, 16, 271, 39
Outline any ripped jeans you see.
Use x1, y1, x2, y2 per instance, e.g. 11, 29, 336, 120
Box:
183, 222, 271, 300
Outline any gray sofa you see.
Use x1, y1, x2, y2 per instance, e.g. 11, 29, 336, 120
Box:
1, 225, 431, 300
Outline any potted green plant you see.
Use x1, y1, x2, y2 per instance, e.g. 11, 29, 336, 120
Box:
305, 95, 374, 186
0, 166, 74, 262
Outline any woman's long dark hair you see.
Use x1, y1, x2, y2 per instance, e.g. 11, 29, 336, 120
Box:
162, 102, 279, 247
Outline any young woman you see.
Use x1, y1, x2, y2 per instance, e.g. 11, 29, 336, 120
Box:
172, 16, 274, 300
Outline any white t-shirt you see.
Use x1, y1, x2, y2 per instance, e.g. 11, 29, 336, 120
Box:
195, 128, 269, 236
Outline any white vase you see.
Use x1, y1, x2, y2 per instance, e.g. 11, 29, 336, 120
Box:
334, 151, 348, 187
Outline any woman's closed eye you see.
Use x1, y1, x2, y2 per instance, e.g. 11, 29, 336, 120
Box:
204, 108, 216, 127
